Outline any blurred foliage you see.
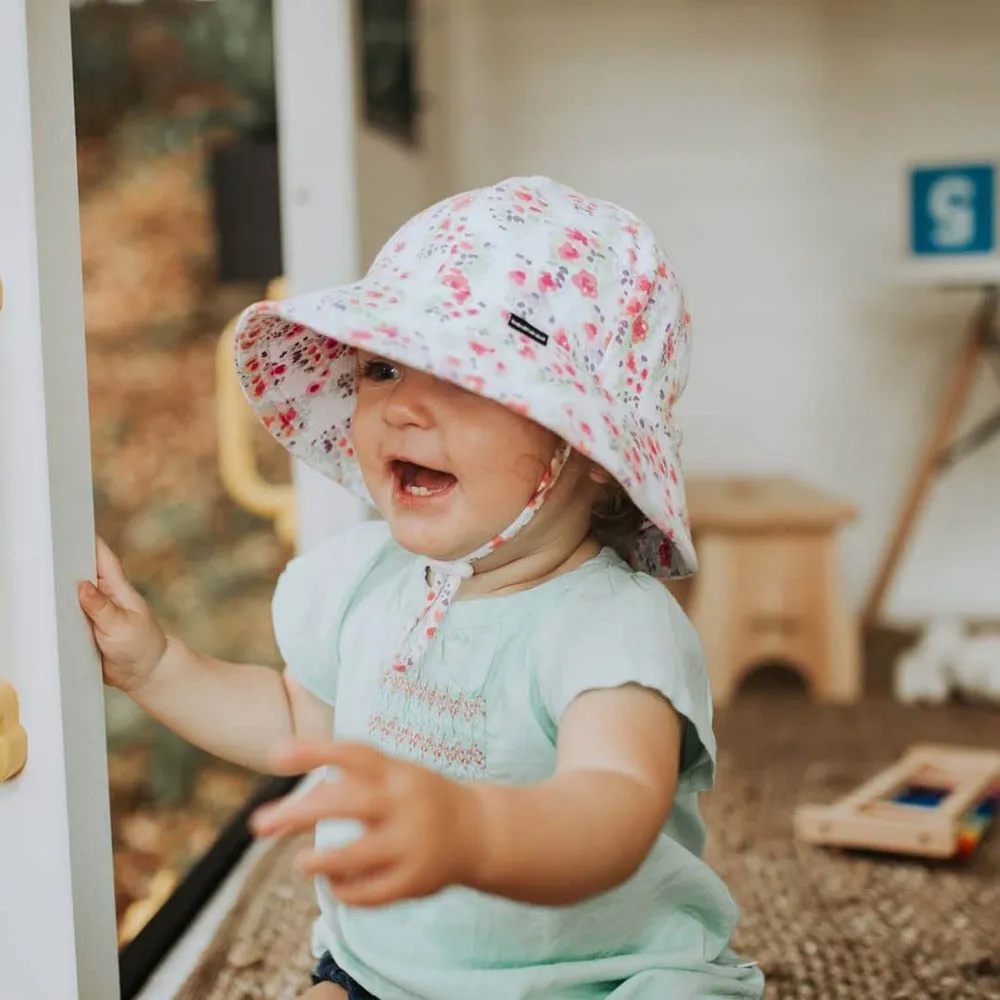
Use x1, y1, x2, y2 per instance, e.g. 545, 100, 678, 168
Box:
71, 0, 277, 154
71, 2, 285, 940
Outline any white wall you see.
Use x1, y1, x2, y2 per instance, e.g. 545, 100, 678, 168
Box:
357, 128, 434, 263
439, 0, 1000, 624
356, 0, 454, 266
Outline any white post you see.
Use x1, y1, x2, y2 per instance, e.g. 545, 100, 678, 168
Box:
0, 3, 119, 998
273, 0, 372, 551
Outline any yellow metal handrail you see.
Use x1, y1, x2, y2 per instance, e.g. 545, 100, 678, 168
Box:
215, 277, 297, 546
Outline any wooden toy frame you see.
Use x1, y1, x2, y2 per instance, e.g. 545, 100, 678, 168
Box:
794, 744, 1000, 859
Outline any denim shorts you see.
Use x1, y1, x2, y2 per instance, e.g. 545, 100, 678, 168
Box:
311, 951, 380, 999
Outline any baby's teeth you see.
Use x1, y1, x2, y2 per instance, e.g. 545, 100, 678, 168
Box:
405, 485, 433, 496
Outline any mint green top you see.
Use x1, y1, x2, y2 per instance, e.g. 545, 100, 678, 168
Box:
272, 521, 763, 999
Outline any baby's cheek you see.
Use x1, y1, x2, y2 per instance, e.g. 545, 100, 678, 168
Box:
473, 462, 536, 523
349, 418, 379, 475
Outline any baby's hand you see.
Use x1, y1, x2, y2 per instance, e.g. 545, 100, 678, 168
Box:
249, 740, 483, 907
77, 537, 167, 693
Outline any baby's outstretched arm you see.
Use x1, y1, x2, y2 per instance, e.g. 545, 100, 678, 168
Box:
250, 684, 681, 908
78, 537, 332, 772
467, 683, 682, 905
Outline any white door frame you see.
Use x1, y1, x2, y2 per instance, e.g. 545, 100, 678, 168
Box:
0, 3, 120, 999
273, 0, 372, 550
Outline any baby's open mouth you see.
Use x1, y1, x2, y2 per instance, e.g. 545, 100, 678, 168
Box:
390, 459, 458, 498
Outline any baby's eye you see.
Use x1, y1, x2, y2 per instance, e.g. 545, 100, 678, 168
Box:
359, 358, 399, 383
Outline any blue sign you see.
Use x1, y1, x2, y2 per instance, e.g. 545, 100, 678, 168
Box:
910, 163, 995, 256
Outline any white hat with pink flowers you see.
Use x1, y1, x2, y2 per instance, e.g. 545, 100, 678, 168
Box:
234, 176, 696, 588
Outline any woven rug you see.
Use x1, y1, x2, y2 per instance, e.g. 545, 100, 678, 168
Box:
178, 694, 1000, 1000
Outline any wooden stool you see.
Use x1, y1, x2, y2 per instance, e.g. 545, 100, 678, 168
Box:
671, 476, 862, 705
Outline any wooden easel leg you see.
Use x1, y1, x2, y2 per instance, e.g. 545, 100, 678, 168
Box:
863, 285, 998, 625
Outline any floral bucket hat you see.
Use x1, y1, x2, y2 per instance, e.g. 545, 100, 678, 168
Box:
233, 176, 696, 667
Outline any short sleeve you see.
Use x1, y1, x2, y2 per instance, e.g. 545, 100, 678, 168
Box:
272, 519, 393, 706
535, 569, 717, 792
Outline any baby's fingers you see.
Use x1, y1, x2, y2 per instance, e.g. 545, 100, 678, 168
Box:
95, 537, 144, 612
78, 579, 129, 636
326, 863, 417, 909
295, 832, 396, 881
250, 775, 384, 837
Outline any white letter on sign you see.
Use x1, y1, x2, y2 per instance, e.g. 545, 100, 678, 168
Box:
928, 175, 976, 248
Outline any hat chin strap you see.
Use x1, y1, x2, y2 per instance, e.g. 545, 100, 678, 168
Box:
424, 558, 474, 581
390, 442, 573, 673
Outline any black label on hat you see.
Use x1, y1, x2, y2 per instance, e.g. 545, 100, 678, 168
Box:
508, 313, 549, 346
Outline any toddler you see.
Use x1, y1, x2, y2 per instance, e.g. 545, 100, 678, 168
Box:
79, 176, 763, 999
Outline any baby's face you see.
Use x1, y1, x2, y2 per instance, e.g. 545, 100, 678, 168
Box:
351, 350, 599, 562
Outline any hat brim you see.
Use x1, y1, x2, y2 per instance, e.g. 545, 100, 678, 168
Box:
233, 284, 697, 577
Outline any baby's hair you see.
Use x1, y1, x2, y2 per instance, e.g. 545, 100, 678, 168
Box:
590, 481, 646, 562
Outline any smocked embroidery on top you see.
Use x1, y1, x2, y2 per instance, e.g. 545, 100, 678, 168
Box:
367, 714, 488, 780
380, 670, 487, 723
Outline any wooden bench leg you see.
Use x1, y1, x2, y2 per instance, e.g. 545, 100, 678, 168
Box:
688, 530, 861, 704
686, 533, 739, 705
814, 535, 862, 702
